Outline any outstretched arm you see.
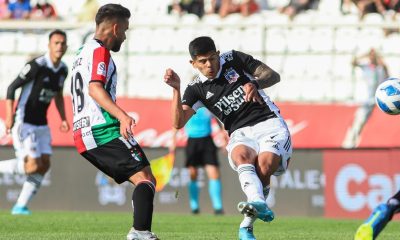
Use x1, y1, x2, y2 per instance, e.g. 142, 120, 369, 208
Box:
54, 91, 70, 132
164, 68, 194, 129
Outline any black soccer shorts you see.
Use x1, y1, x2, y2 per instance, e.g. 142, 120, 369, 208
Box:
81, 137, 150, 184
185, 135, 219, 167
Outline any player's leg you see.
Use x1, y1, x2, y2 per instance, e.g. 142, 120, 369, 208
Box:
355, 190, 400, 240
185, 137, 202, 214
12, 155, 48, 215
12, 125, 50, 215
0, 122, 26, 175
187, 165, 200, 214
205, 164, 223, 214
230, 144, 261, 240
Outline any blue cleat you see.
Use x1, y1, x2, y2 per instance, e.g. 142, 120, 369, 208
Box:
11, 205, 31, 215
354, 203, 394, 240
237, 201, 274, 222
239, 227, 256, 240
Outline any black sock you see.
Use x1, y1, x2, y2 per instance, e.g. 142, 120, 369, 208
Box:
132, 181, 155, 231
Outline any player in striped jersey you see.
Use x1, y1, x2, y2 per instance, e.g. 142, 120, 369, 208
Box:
164, 36, 292, 240
0, 29, 69, 215
70, 4, 158, 240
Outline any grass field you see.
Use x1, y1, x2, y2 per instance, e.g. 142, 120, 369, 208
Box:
1, 210, 400, 240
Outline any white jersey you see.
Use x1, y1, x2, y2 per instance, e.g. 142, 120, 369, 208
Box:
70, 39, 120, 153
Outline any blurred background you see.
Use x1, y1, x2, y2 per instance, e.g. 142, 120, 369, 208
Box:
0, 0, 400, 219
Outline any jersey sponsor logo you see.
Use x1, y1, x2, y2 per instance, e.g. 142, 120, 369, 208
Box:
213, 85, 245, 115
97, 62, 106, 76
206, 91, 214, 99
224, 67, 239, 84
38, 88, 56, 103
73, 116, 91, 131
19, 64, 31, 79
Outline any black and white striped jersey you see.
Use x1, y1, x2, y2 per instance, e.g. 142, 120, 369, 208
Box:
182, 50, 280, 135
6, 54, 68, 126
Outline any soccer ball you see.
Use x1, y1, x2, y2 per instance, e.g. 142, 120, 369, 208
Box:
375, 77, 400, 115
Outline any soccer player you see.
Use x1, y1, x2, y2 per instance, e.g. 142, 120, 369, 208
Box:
70, 4, 158, 240
170, 107, 227, 215
164, 36, 292, 240
0, 29, 69, 215
355, 191, 400, 240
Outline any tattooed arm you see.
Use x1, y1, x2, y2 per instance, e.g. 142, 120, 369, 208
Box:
252, 63, 280, 89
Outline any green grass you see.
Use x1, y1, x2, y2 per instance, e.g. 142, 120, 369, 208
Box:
1, 210, 400, 239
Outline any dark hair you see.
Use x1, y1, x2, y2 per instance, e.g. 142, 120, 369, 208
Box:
49, 29, 67, 41
95, 4, 131, 25
189, 36, 216, 59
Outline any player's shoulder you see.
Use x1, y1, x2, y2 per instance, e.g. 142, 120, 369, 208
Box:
220, 50, 235, 62
187, 75, 203, 87
32, 54, 46, 67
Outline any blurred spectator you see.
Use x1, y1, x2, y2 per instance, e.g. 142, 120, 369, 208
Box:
205, 0, 222, 14
6, 0, 31, 19
168, 0, 205, 18
279, 0, 319, 20
30, 0, 57, 20
343, 48, 389, 148
77, 0, 99, 22
218, 0, 260, 18
0, 0, 9, 19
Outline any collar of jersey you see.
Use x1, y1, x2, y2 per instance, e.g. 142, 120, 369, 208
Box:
44, 52, 63, 72
198, 55, 226, 82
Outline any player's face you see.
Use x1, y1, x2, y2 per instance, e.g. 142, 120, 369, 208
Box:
111, 18, 129, 52
191, 51, 220, 79
48, 34, 67, 60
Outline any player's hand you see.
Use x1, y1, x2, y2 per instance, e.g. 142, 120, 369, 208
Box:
59, 120, 70, 132
243, 82, 264, 104
164, 68, 180, 90
119, 114, 136, 139
5, 116, 14, 134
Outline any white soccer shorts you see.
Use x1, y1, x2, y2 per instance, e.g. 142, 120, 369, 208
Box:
226, 117, 292, 176
12, 122, 52, 159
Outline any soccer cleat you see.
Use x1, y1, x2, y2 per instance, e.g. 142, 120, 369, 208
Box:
354, 204, 394, 240
11, 205, 31, 215
214, 209, 224, 215
239, 227, 256, 240
237, 201, 274, 222
126, 227, 160, 240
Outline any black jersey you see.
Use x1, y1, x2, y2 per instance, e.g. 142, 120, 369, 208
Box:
6, 54, 68, 126
182, 50, 280, 135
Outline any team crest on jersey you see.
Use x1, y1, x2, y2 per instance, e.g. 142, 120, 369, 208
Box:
97, 62, 106, 76
221, 51, 233, 61
224, 67, 239, 84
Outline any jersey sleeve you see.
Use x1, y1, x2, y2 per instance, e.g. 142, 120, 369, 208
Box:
182, 84, 203, 110
6, 61, 39, 100
91, 46, 111, 84
234, 50, 262, 74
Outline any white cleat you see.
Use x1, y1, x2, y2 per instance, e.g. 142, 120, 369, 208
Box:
127, 227, 160, 240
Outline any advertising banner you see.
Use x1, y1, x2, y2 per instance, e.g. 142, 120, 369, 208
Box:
324, 149, 400, 219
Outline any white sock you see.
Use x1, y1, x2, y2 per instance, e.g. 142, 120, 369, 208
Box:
15, 173, 43, 207
237, 164, 264, 203
240, 215, 257, 228
0, 158, 25, 174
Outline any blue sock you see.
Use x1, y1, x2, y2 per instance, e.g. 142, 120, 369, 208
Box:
209, 179, 223, 210
188, 181, 199, 211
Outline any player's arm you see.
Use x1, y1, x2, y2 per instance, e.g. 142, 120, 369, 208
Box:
88, 81, 134, 139
164, 68, 195, 129
54, 91, 69, 132
235, 50, 280, 89
5, 62, 37, 132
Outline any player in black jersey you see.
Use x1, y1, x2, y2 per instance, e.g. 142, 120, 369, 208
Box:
0, 29, 69, 215
164, 36, 292, 240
